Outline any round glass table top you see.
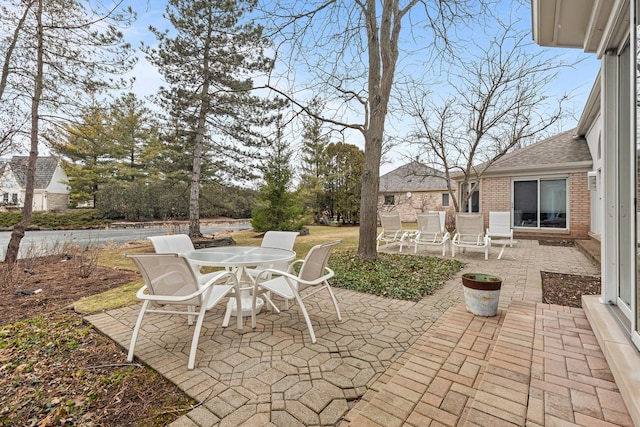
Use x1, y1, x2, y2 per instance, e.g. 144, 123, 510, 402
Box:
186, 246, 296, 267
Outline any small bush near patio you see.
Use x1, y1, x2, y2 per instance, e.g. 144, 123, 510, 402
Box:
330, 251, 463, 301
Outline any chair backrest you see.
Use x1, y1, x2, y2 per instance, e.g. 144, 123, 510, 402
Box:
127, 253, 201, 306
261, 231, 299, 250
298, 240, 341, 287
417, 213, 442, 236
379, 211, 403, 235
260, 231, 299, 271
456, 214, 484, 239
488, 212, 511, 234
428, 211, 447, 232
148, 234, 195, 255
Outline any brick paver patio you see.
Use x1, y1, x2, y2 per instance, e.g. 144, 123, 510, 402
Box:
87, 239, 633, 426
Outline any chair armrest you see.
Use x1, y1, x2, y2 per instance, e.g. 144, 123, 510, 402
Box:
136, 270, 238, 302
254, 266, 335, 287
255, 267, 299, 283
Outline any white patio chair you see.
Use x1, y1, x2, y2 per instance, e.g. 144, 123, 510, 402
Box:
244, 230, 299, 313
251, 240, 342, 343
376, 211, 406, 251
451, 213, 490, 260
125, 253, 241, 370
148, 234, 219, 285
486, 211, 514, 246
414, 213, 450, 256
428, 211, 447, 233
246, 231, 299, 279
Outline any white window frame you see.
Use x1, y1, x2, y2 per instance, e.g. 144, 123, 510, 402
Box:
511, 176, 569, 230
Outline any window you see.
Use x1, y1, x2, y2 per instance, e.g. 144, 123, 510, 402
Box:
442, 193, 449, 207
460, 182, 479, 212
383, 195, 395, 206
11, 194, 17, 204
2, 193, 7, 204
513, 178, 567, 228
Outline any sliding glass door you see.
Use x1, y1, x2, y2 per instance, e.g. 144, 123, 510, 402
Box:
513, 178, 567, 229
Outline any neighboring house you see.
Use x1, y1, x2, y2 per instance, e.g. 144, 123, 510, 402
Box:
452, 129, 593, 239
378, 161, 455, 222
533, 0, 640, 423
0, 156, 70, 211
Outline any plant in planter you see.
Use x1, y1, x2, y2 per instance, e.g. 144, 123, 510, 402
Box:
461, 273, 502, 316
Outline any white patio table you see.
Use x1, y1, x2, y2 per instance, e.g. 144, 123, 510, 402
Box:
186, 246, 296, 327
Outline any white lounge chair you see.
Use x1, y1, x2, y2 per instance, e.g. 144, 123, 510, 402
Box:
451, 214, 490, 260
125, 253, 241, 370
377, 211, 407, 251
414, 213, 450, 256
486, 211, 514, 246
251, 240, 342, 343
428, 211, 447, 234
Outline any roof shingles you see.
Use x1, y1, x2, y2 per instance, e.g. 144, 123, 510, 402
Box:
379, 161, 450, 192
8, 156, 59, 189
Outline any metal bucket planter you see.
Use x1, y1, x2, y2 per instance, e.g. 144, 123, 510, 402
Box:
461, 273, 502, 317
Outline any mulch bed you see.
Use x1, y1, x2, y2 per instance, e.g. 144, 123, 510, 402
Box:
0, 254, 196, 426
1, 255, 139, 326
541, 271, 601, 308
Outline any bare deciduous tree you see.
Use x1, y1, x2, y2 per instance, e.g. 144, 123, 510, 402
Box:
406, 22, 569, 213
3, 0, 135, 263
261, 0, 487, 259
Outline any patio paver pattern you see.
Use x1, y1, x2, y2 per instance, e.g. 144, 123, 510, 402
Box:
87, 239, 633, 426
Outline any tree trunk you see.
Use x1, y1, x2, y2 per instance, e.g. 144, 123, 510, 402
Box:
5, 0, 43, 264
358, 125, 384, 260
357, 0, 398, 260
189, 116, 204, 238
189, 82, 210, 238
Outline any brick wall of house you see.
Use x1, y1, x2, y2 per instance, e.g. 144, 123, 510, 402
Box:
568, 172, 591, 238
378, 190, 455, 223
479, 172, 590, 239
480, 177, 511, 213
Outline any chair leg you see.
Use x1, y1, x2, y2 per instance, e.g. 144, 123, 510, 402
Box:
187, 302, 210, 370
263, 293, 281, 313
127, 301, 150, 363
235, 292, 242, 330
187, 305, 195, 325
222, 299, 233, 328
324, 282, 342, 321
293, 292, 316, 343
251, 286, 259, 328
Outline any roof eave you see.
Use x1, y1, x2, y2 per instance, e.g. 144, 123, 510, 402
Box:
531, 0, 613, 53
452, 161, 594, 181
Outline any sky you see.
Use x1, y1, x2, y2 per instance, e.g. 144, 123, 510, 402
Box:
123, 0, 601, 175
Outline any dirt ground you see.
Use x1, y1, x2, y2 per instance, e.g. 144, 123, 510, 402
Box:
0, 251, 601, 426
0, 255, 196, 426
541, 271, 601, 308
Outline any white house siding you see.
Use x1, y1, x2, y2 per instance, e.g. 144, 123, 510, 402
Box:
585, 115, 603, 238
0, 170, 21, 206
48, 165, 69, 194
